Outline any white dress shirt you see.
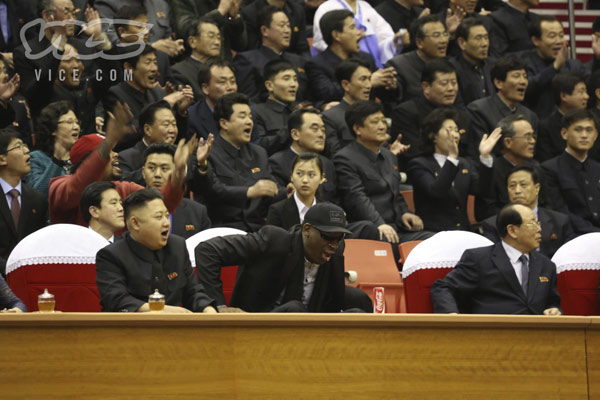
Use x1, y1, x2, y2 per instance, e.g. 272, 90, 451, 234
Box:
501, 240, 528, 287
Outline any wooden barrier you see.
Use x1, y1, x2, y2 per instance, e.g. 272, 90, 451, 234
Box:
0, 313, 597, 399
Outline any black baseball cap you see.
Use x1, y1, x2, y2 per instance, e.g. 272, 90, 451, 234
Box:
304, 202, 352, 234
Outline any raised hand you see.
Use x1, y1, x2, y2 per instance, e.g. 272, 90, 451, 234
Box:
196, 133, 214, 166
478, 127, 502, 158
389, 133, 410, 156
0, 73, 19, 102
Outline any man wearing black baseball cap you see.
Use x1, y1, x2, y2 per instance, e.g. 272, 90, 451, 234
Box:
195, 202, 372, 312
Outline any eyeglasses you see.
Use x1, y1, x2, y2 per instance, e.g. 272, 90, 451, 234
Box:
57, 7, 81, 16
522, 220, 541, 229
316, 229, 345, 243
512, 133, 537, 141
57, 119, 81, 126
3, 142, 28, 154
424, 32, 449, 39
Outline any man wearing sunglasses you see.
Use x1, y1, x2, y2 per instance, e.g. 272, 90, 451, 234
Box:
431, 203, 562, 315
195, 201, 372, 313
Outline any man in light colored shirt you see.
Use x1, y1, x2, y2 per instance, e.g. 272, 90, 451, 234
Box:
431, 204, 562, 315
80, 181, 125, 243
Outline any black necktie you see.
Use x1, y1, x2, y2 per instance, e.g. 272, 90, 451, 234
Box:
8, 189, 19, 228
519, 254, 529, 295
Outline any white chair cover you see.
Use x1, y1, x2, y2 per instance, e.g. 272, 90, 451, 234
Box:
6, 224, 110, 274
401, 231, 493, 279
551, 233, 600, 274
186, 227, 247, 267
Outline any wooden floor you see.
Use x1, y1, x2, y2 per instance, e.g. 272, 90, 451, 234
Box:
0, 313, 597, 399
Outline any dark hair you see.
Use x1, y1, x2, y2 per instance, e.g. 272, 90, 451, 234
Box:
187, 16, 218, 39
0, 128, 20, 154
122, 43, 156, 69
420, 107, 459, 155
491, 55, 527, 83
291, 151, 324, 177
35, 100, 74, 156
138, 100, 172, 131
588, 70, 600, 108
335, 57, 370, 84
213, 92, 250, 124
123, 188, 164, 221
320, 9, 354, 46
80, 181, 117, 224
552, 72, 585, 106
197, 58, 234, 87
528, 15, 559, 40
497, 114, 529, 139
455, 17, 486, 42
114, 5, 147, 35
142, 142, 176, 163
507, 164, 540, 185
345, 100, 383, 134
594, 16, 600, 34
421, 58, 456, 84
496, 204, 523, 238
412, 14, 444, 40
37, 0, 54, 17
288, 108, 321, 134
562, 109, 597, 130
263, 59, 295, 83
259, 5, 284, 30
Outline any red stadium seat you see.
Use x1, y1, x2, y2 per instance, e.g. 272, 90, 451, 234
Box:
398, 240, 422, 265
343, 239, 405, 313
6, 224, 109, 312
186, 227, 247, 306
402, 231, 493, 313
552, 233, 600, 315
400, 190, 415, 213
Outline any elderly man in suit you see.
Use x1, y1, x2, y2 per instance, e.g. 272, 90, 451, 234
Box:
196, 201, 372, 312
480, 165, 574, 258
431, 203, 562, 315
96, 189, 217, 313
0, 129, 47, 276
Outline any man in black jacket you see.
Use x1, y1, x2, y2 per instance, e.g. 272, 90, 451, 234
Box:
195, 201, 372, 312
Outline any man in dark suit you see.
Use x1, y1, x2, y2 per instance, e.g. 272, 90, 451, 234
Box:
431, 203, 562, 315
233, 6, 308, 103
451, 17, 495, 106
305, 10, 394, 104
141, 143, 211, 239
186, 58, 237, 140
521, 16, 589, 119
537, 73, 594, 162
467, 55, 539, 157
96, 189, 217, 313
172, 18, 221, 101
385, 15, 449, 104
543, 109, 600, 234
80, 181, 125, 243
268, 108, 338, 204
252, 59, 299, 156
195, 201, 372, 312
334, 101, 432, 244
242, 0, 309, 57
488, 0, 539, 59
480, 165, 574, 258
204, 92, 285, 232
0, 129, 47, 276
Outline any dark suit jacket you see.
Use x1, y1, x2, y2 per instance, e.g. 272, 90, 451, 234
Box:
430, 242, 561, 314
187, 100, 218, 140
0, 183, 48, 275
480, 207, 574, 258
407, 155, 493, 232
233, 46, 308, 103
450, 54, 495, 106
375, 0, 422, 33
266, 195, 302, 230
252, 99, 294, 156
268, 147, 339, 204
96, 232, 215, 312
542, 151, 600, 233
334, 141, 410, 229
305, 48, 376, 103
488, 4, 538, 59
206, 134, 285, 232
118, 140, 147, 178
385, 50, 425, 104
519, 49, 589, 118
467, 94, 539, 156
322, 99, 353, 158
195, 225, 346, 312
171, 198, 211, 239
172, 56, 205, 102
241, 0, 309, 57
